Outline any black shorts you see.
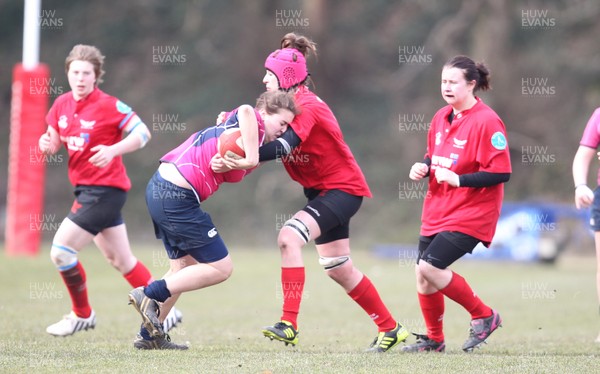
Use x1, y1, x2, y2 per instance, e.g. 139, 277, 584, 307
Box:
417, 231, 480, 269
67, 185, 126, 235
302, 188, 363, 245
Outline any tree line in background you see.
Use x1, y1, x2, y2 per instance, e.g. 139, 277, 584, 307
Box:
1, 0, 599, 247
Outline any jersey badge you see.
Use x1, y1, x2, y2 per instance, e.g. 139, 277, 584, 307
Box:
491, 132, 507, 150
58, 115, 68, 129
116, 100, 132, 114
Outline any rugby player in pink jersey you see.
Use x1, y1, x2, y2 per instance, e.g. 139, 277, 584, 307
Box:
128, 91, 298, 349
405, 55, 511, 352
222, 33, 410, 352
38, 45, 182, 337
573, 107, 600, 343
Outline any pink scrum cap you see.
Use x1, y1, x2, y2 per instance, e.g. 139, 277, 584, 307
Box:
264, 48, 308, 89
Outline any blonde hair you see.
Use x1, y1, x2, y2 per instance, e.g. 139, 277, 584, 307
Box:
65, 44, 106, 86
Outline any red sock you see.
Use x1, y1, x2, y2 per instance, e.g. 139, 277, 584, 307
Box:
348, 275, 396, 332
439, 271, 492, 319
60, 262, 92, 318
280, 267, 305, 329
418, 291, 445, 342
123, 261, 154, 287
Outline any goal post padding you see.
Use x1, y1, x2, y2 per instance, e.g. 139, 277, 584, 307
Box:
6, 63, 50, 256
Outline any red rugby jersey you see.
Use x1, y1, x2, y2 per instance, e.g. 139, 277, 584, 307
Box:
46, 88, 135, 191
283, 86, 372, 197
421, 98, 511, 245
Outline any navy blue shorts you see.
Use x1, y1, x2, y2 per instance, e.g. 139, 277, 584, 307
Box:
417, 231, 480, 269
302, 188, 363, 245
145, 171, 228, 263
590, 187, 600, 231
67, 185, 126, 235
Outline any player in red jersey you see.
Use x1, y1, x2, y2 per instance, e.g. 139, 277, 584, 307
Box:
572, 107, 600, 343
221, 33, 409, 352
38, 45, 181, 336
404, 56, 511, 352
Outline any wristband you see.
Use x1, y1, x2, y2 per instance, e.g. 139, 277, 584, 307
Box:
575, 184, 588, 190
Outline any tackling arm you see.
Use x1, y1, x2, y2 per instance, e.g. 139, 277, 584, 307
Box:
259, 126, 301, 162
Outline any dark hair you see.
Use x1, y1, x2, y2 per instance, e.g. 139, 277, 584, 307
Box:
256, 90, 300, 116
280, 33, 317, 59
444, 55, 491, 92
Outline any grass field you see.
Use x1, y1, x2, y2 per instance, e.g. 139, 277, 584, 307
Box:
1, 244, 600, 373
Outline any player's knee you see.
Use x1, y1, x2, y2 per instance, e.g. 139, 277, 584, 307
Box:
221, 260, 234, 281
213, 255, 234, 283
278, 218, 311, 249
417, 260, 441, 281
415, 264, 429, 287
415, 261, 424, 277
103, 251, 118, 269
321, 257, 353, 286
107, 254, 136, 274
50, 243, 79, 271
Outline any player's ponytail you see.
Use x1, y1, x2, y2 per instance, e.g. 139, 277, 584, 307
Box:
445, 55, 491, 92
474, 62, 491, 91
281, 33, 318, 60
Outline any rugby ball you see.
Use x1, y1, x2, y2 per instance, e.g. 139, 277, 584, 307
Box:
218, 128, 245, 159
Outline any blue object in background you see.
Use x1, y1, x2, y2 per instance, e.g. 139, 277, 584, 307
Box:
372, 201, 592, 264
470, 202, 591, 263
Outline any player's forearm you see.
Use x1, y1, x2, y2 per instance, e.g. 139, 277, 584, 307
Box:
111, 127, 151, 156
573, 146, 595, 187
458, 172, 510, 188
237, 105, 259, 167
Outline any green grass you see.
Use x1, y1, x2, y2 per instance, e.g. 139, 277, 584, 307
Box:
1, 245, 600, 373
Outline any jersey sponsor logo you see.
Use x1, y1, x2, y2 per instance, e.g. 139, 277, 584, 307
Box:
208, 227, 218, 238
116, 100, 132, 114
80, 119, 96, 129
435, 131, 442, 145
65, 133, 90, 151
58, 115, 68, 129
491, 132, 507, 150
453, 138, 467, 149
431, 154, 455, 168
